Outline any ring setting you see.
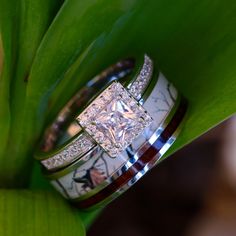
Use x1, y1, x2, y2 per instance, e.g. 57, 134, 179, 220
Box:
78, 81, 153, 157
34, 54, 187, 210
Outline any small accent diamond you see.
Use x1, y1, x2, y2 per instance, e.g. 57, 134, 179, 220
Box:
128, 55, 153, 100
42, 133, 95, 170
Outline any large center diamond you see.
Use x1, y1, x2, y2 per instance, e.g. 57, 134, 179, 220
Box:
96, 99, 140, 145
78, 82, 153, 157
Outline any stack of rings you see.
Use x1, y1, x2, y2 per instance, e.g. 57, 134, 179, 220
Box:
35, 54, 187, 210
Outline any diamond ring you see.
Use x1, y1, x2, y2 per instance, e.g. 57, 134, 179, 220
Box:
35, 55, 153, 170
35, 54, 187, 210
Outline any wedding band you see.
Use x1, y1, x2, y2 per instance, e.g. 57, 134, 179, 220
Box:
35, 54, 187, 210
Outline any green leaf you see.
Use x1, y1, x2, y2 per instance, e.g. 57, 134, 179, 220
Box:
0, 0, 63, 187
0, 190, 85, 236
0, 0, 19, 166
26, 0, 236, 159
144, 0, 236, 159
25, 0, 140, 127
1, 0, 236, 234
31, 0, 236, 227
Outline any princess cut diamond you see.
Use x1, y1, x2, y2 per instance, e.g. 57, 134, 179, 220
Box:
78, 82, 153, 157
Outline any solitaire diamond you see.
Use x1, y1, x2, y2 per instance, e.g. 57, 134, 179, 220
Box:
78, 82, 153, 157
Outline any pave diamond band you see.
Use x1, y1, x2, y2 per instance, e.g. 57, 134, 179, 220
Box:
41, 133, 95, 170
128, 55, 153, 100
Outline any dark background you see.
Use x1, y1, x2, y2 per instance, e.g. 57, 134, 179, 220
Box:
88, 117, 236, 236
